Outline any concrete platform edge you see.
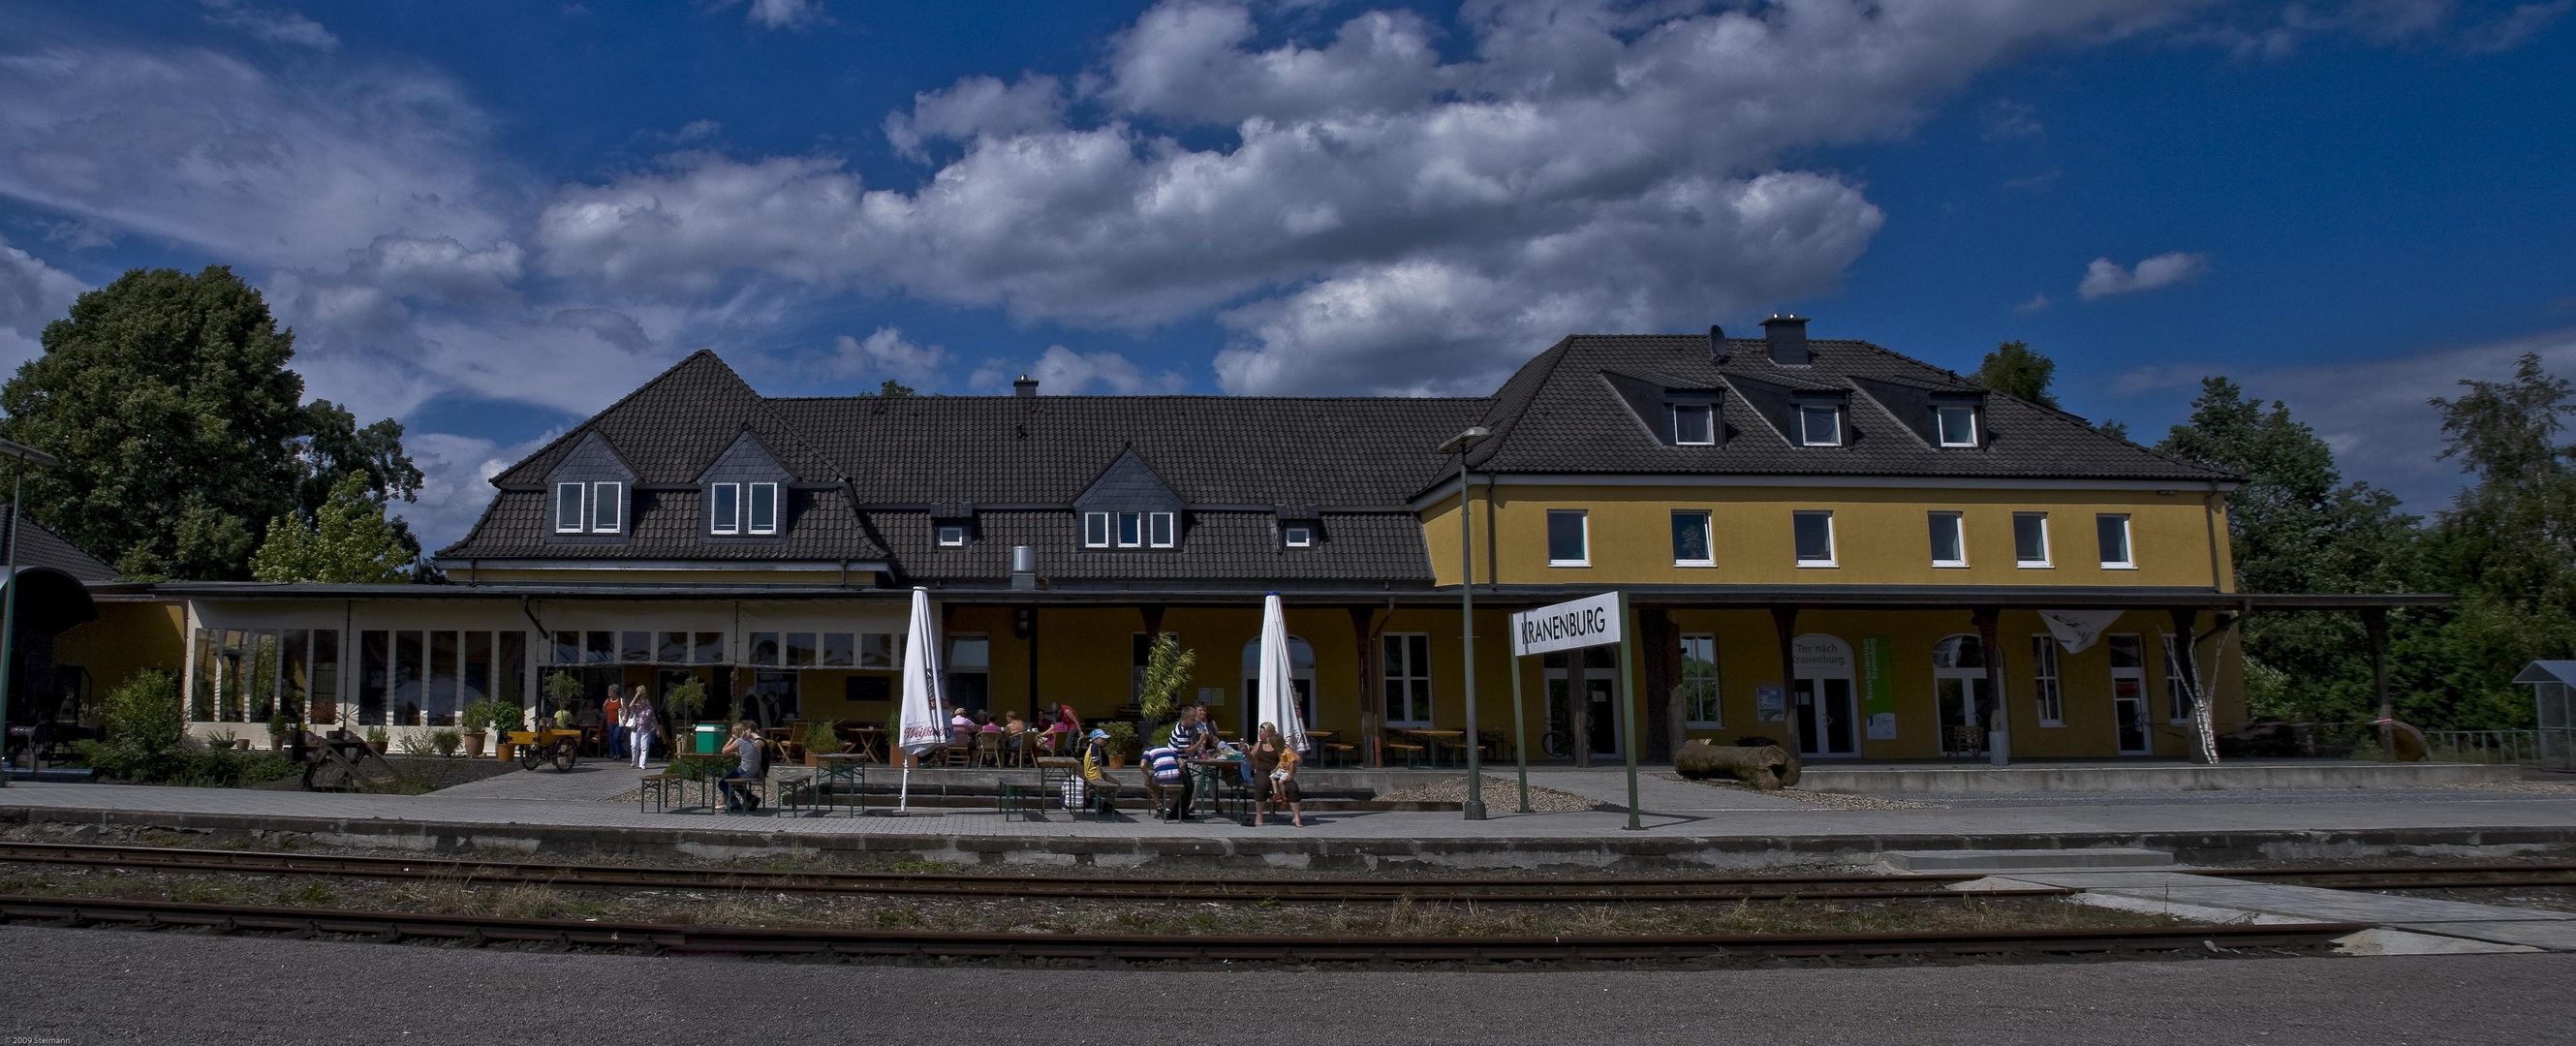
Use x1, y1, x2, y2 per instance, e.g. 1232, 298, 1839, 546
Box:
9, 804, 2574, 871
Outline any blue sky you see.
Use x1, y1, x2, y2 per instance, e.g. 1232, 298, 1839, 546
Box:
2, 0, 2571, 551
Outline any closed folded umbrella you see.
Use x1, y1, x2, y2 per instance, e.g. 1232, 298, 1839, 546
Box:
893, 585, 947, 812
1256, 593, 1310, 754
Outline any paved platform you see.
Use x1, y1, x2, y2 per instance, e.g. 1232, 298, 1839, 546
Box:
1796, 759, 2523, 794
1988, 870, 2576, 950
9, 765, 2576, 871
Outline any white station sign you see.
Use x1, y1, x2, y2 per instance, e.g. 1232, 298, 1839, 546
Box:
1510, 591, 1624, 657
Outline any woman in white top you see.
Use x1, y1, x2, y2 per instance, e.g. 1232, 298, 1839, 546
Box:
627, 689, 658, 769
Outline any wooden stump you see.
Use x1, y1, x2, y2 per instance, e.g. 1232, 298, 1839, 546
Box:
1674, 740, 1795, 790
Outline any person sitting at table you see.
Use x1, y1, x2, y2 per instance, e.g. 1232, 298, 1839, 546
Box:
978, 711, 1003, 733
1143, 738, 1190, 820
1249, 722, 1305, 828
949, 707, 975, 751
1040, 710, 1072, 754
719, 720, 766, 814
1079, 728, 1121, 815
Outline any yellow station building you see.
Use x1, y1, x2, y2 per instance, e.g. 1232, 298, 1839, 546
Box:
51, 317, 2377, 765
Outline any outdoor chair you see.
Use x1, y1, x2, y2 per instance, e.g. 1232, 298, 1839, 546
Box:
974, 731, 1003, 768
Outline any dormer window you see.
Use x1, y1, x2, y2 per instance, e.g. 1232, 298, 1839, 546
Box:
1083, 512, 1110, 548
1798, 405, 1843, 446
936, 524, 968, 548
1149, 511, 1175, 547
747, 482, 778, 535
1116, 511, 1143, 547
1283, 524, 1314, 548
709, 484, 739, 535
555, 483, 584, 534
590, 482, 622, 533
1936, 405, 1978, 447
1673, 403, 1716, 446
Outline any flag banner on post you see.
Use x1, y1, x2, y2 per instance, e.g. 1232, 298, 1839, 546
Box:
2037, 609, 2125, 654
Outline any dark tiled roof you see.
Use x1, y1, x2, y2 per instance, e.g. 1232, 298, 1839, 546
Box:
1463, 336, 2230, 483
0, 508, 116, 582
767, 394, 1487, 506
491, 351, 841, 486
873, 510, 1431, 586
441, 488, 886, 562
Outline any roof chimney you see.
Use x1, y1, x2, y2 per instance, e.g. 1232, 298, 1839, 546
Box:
1760, 314, 1811, 365
1012, 374, 1039, 398
1009, 544, 1038, 590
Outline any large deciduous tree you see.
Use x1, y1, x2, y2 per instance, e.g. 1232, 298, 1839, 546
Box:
2425, 354, 2576, 725
2156, 377, 2427, 723
1973, 340, 2061, 408
0, 265, 422, 580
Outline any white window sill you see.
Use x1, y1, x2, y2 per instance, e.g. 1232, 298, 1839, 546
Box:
1674, 560, 1716, 569
2099, 562, 2138, 570
1939, 442, 1977, 448
1796, 560, 1838, 569
2015, 561, 2053, 569
1547, 560, 1591, 568
1676, 441, 1715, 447
1932, 560, 1969, 569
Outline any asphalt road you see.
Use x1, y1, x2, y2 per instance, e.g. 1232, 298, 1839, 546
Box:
1, 925, 2563, 1045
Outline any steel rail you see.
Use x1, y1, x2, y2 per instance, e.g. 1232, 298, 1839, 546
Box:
0, 893, 2366, 963
0, 842, 2052, 903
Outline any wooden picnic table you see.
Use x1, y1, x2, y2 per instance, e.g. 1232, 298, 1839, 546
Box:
838, 725, 888, 763
1400, 728, 1470, 767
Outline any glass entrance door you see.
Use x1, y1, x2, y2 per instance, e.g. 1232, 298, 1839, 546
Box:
2113, 680, 2151, 754
1935, 678, 1989, 756
1793, 678, 1858, 756
1542, 647, 1620, 758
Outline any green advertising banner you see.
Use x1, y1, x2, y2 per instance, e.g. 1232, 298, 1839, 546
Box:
1859, 636, 1898, 740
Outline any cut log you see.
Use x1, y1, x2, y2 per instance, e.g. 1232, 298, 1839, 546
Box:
1674, 740, 1796, 790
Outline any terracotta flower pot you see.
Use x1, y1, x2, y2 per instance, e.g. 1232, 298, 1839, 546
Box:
1107, 754, 1127, 770
495, 742, 514, 762
367, 741, 388, 754
464, 732, 487, 758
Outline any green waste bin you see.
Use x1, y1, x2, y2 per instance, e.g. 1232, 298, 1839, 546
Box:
695, 724, 721, 754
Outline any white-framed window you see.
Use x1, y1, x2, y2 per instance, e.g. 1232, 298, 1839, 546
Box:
1671, 509, 1714, 567
2097, 513, 2134, 569
590, 481, 622, 533
1936, 406, 1979, 447
2031, 635, 2064, 726
1083, 511, 1110, 548
1928, 511, 1967, 568
936, 524, 968, 548
1546, 508, 1589, 567
1681, 632, 1722, 726
1283, 523, 1314, 548
1793, 509, 1835, 566
1149, 511, 1175, 548
2160, 632, 2195, 723
708, 483, 739, 535
745, 482, 778, 535
554, 483, 584, 534
1673, 404, 1716, 446
2012, 511, 2050, 567
1382, 632, 1432, 726
1798, 405, 1843, 446
1116, 511, 1143, 547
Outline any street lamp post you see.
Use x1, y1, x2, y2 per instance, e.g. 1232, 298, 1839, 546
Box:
1437, 426, 1492, 820
0, 437, 62, 786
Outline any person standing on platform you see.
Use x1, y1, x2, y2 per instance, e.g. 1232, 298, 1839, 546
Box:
628, 687, 657, 768
602, 686, 625, 760
1249, 722, 1305, 828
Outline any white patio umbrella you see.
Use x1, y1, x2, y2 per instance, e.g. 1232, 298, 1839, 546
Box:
892, 585, 948, 813
1256, 593, 1311, 755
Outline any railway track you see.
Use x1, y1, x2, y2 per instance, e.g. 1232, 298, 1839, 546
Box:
0, 842, 2058, 903
0, 892, 2367, 964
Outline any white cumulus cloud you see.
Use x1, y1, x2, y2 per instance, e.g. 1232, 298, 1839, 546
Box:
2078, 251, 2211, 300
0, 232, 87, 371
830, 326, 947, 382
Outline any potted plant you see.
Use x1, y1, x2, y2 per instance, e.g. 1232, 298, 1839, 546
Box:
800, 719, 844, 766
1102, 722, 1137, 769
664, 676, 710, 752
541, 671, 582, 730
460, 697, 510, 759
430, 727, 463, 757
364, 725, 389, 754
265, 713, 292, 751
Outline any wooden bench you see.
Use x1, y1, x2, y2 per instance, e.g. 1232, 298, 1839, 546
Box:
1381, 733, 1426, 769
774, 771, 820, 815
637, 773, 681, 814
1322, 743, 1357, 767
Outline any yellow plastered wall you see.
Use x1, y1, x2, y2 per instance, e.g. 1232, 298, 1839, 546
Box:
1423, 484, 2231, 590
51, 600, 188, 699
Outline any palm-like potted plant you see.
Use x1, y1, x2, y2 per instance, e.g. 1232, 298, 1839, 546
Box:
664, 676, 711, 753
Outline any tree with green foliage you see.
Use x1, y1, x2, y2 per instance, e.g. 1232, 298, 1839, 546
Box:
1135, 633, 1198, 723
1973, 340, 2060, 408
251, 473, 416, 583
2423, 353, 2576, 725
878, 380, 917, 396
0, 266, 423, 580
2156, 377, 2427, 723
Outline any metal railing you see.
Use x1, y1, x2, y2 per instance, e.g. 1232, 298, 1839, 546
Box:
2419, 729, 2542, 766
